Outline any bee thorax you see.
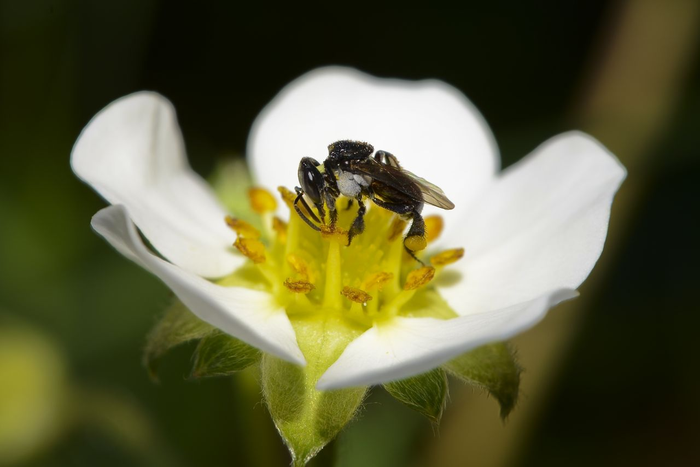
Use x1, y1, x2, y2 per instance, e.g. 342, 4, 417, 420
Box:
337, 170, 366, 197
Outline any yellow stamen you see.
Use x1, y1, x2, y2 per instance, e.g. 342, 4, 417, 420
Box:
287, 253, 312, 282
403, 266, 436, 291
248, 187, 277, 213
283, 278, 315, 294
341, 286, 373, 304
233, 237, 266, 264
431, 248, 465, 267
362, 272, 394, 291
225, 216, 261, 239
277, 186, 297, 209
425, 215, 444, 243
387, 217, 407, 242
404, 235, 427, 252
272, 216, 288, 243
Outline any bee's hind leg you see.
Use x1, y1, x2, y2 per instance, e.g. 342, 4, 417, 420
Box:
347, 196, 366, 246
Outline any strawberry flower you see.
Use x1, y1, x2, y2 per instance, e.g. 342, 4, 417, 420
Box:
71, 67, 625, 463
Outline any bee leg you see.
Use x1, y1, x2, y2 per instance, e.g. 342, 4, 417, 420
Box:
294, 190, 322, 232
403, 211, 427, 264
374, 150, 401, 168
347, 196, 366, 246
324, 192, 338, 229
369, 195, 426, 264
345, 198, 354, 210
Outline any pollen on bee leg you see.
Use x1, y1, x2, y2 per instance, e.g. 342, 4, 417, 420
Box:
341, 286, 373, 304
283, 278, 315, 294
225, 216, 261, 239
424, 215, 444, 243
404, 235, 428, 252
431, 248, 465, 267
403, 266, 436, 290
233, 237, 266, 264
248, 187, 277, 213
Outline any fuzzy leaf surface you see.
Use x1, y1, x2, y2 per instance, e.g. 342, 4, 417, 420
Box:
384, 368, 448, 423
143, 300, 215, 379
443, 342, 521, 419
191, 331, 261, 378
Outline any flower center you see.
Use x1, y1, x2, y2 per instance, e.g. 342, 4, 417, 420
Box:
219, 187, 463, 329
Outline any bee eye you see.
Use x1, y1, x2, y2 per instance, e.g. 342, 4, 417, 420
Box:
298, 157, 323, 204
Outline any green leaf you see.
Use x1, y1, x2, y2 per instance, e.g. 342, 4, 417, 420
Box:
143, 300, 215, 380
384, 368, 448, 423
191, 331, 261, 378
443, 342, 521, 419
261, 355, 367, 467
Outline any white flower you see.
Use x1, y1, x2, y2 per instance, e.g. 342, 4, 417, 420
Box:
71, 67, 625, 390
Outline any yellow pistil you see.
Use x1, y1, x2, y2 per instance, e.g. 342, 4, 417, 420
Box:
225, 216, 261, 239
424, 215, 444, 243
233, 237, 266, 264
223, 185, 463, 329
284, 278, 315, 294
341, 286, 373, 304
430, 248, 465, 267
248, 187, 277, 213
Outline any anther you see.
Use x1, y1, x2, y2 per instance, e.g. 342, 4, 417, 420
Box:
283, 278, 315, 294
403, 266, 435, 290
430, 248, 465, 267
387, 217, 407, 242
225, 216, 261, 239
277, 186, 297, 209
272, 216, 287, 242
424, 215, 444, 243
341, 286, 373, 304
248, 187, 277, 214
286, 254, 312, 282
362, 272, 394, 291
233, 237, 266, 264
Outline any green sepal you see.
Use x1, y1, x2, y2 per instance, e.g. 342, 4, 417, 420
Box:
383, 368, 448, 423
443, 342, 521, 419
143, 300, 215, 380
191, 331, 261, 378
261, 355, 367, 467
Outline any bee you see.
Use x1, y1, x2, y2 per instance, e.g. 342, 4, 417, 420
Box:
294, 140, 455, 261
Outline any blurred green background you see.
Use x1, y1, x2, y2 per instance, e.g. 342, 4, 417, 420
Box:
1, 1, 699, 466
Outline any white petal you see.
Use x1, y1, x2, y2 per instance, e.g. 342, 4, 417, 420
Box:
91, 205, 305, 365
317, 289, 576, 390
248, 67, 498, 229
71, 92, 242, 279
438, 132, 626, 315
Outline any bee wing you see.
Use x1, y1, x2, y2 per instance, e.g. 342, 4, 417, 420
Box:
400, 168, 455, 210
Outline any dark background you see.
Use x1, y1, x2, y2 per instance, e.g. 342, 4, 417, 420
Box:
1, 1, 698, 466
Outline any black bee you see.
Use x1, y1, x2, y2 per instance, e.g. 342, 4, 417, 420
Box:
294, 140, 455, 261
